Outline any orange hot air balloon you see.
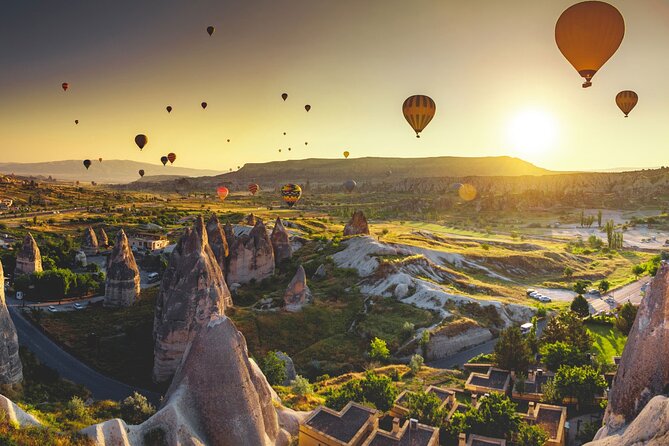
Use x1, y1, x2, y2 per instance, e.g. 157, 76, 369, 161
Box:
98, 158, 102, 163
555, 1, 625, 88
615, 90, 638, 117
248, 183, 259, 195
343, 151, 350, 159
83, 159, 91, 170
281, 93, 288, 101
161, 156, 168, 166
166, 105, 172, 113
135, 134, 148, 150
402, 95, 436, 138
138, 169, 145, 178
207, 26, 215, 36
216, 186, 229, 201
61, 82, 69, 91
167, 152, 176, 164
201, 102, 208, 109
281, 184, 302, 208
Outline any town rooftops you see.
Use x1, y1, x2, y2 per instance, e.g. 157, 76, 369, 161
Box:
465, 367, 511, 393
393, 386, 456, 417
458, 433, 507, 446
302, 401, 377, 445
522, 402, 567, 444
361, 418, 438, 446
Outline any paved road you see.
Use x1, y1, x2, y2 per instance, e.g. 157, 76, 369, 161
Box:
9, 307, 160, 404
427, 320, 547, 370
588, 276, 651, 314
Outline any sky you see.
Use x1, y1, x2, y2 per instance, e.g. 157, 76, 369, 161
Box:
1, 0, 669, 172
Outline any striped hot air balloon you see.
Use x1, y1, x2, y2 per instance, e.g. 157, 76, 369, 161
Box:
281, 184, 302, 208
615, 90, 638, 117
167, 152, 176, 164
402, 95, 436, 138
248, 183, 259, 195
216, 186, 229, 201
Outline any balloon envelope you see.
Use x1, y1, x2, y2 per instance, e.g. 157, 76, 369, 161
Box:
83, 159, 91, 170
161, 156, 168, 166
167, 152, 176, 164
248, 183, 259, 195
281, 93, 288, 101
207, 26, 215, 36
216, 186, 229, 201
343, 180, 356, 193
61, 82, 69, 91
135, 134, 148, 150
555, 1, 625, 88
403, 95, 436, 138
281, 184, 302, 208
343, 151, 350, 158
138, 169, 145, 178
201, 102, 208, 109
305, 104, 311, 112
98, 158, 103, 163
615, 90, 638, 117
74, 120, 79, 124
166, 106, 172, 113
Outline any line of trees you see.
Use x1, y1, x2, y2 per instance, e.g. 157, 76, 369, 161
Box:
14, 268, 105, 301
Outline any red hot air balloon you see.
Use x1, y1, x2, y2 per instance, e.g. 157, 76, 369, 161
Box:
135, 134, 148, 150
216, 186, 229, 201
248, 183, 259, 195
62, 82, 69, 91
167, 152, 176, 164
161, 156, 168, 166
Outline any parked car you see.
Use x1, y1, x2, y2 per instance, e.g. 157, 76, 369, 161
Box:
606, 297, 615, 305
539, 295, 552, 303
73, 302, 85, 310
47, 305, 57, 313
526, 289, 536, 296
520, 322, 534, 335
587, 289, 601, 296
147, 272, 160, 283
530, 292, 541, 299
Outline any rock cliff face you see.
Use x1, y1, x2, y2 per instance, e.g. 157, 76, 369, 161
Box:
227, 219, 275, 285
82, 226, 99, 255
343, 210, 370, 236
152, 217, 232, 383
0, 395, 39, 426
104, 230, 140, 308
0, 261, 22, 385
83, 315, 306, 446
98, 228, 109, 247
587, 396, 669, 446
206, 214, 229, 276
15, 233, 42, 276
284, 265, 311, 312
270, 218, 291, 265
600, 262, 669, 433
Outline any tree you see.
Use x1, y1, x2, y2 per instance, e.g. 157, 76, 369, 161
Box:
550, 365, 607, 409
597, 210, 603, 228
563, 266, 573, 279
516, 422, 549, 446
369, 337, 390, 361
632, 264, 645, 279
409, 354, 424, 375
120, 392, 156, 424
291, 375, 313, 396
405, 391, 448, 427
494, 327, 532, 373
615, 302, 638, 335
464, 393, 521, 439
598, 280, 610, 294
325, 372, 397, 412
539, 342, 587, 372
572, 280, 591, 296
540, 311, 591, 352
570, 295, 590, 318
259, 351, 287, 386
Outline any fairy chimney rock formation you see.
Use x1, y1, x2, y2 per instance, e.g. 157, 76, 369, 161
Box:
246, 213, 257, 226
343, 210, 370, 236
206, 214, 229, 276
153, 217, 232, 383
98, 227, 109, 247
603, 261, 669, 433
104, 230, 141, 307
226, 219, 275, 285
15, 233, 42, 276
82, 226, 99, 255
224, 222, 236, 248
284, 265, 312, 312
0, 261, 22, 385
270, 218, 291, 265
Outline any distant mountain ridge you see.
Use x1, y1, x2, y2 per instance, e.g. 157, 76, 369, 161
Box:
0, 160, 219, 184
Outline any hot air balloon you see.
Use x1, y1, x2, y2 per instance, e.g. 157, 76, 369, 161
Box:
74, 120, 79, 125
279, 149, 282, 152
555, 1, 625, 88
281, 93, 288, 101
135, 134, 148, 150
61, 82, 69, 91
166, 105, 172, 113
98, 158, 103, 163
343, 151, 350, 159
227, 139, 231, 143
402, 95, 436, 138
161, 156, 168, 166
615, 90, 638, 117
283, 132, 286, 135
138, 169, 145, 178
83, 159, 91, 170
281, 184, 302, 208
248, 183, 259, 195
305, 104, 311, 112
201, 102, 208, 109
288, 148, 292, 151
216, 186, 229, 201
167, 152, 176, 164
305, 142, 308, 146
343, 180, 356, 193
207, 26, 215, 36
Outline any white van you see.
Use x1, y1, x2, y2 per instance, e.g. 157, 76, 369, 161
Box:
520, 322, 533, 335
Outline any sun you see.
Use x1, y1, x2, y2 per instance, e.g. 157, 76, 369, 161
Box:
505, 108, 559, 159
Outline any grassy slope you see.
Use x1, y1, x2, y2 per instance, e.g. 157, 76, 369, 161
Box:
585, 321, 627, 364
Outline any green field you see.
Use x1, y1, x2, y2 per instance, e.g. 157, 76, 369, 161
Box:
585, 321, 627, 364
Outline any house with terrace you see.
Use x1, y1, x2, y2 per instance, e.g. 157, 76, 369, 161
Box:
299, 402, 378, 446
521, 402, 567, 446
464, 367, 511, 395
390, 386, 457, 419
361, 418, 439, 446
511, 368, 553, 402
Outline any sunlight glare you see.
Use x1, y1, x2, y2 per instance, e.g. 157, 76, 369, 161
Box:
505, 108, 559, 159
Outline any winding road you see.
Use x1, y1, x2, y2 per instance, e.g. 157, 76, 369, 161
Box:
9, 307, 160, 404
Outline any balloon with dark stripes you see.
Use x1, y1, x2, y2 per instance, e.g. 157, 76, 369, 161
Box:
402, 95, 436, 138
615, 90, 638, 117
